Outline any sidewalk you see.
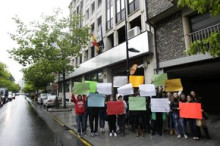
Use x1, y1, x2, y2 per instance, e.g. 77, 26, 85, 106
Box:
50, 108, 220, 146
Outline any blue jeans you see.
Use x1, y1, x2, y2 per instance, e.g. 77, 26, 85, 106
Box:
172, 112, 181, 135
76, 114, 84, 134
179, 118, 187, 135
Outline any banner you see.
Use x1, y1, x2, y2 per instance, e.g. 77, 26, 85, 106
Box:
129, 76, 144, 87
129, 97, 146, 111
85, 81, 98, 93
113, 76, 128, 87
165, 79, 183, 92
151, 98, 170, 112
107, 101, 124, 115
117, 83, 134, 96
73, 82, 90, 95
139, 84, 156, 97
87, 93, 105, 107
97, 83, 112, 95
179, 103, 202, 119
152, 73, 168, 87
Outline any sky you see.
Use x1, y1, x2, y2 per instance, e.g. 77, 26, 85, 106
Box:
0, 0, 71, 84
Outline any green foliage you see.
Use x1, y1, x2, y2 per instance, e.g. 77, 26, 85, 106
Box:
186, 32, 220, 57
22, 84, 36, 93
177, 0, 220, 16
0, 62, 20, 92
177, 0, 220, 57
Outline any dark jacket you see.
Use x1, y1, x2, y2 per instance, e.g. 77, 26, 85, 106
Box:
170, 98, 179, 112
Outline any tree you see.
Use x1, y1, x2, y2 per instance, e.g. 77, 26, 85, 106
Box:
0, 62, 20, 92
9, 9, 89, 108
22, 84, 36, 93
177, 0, 220, 57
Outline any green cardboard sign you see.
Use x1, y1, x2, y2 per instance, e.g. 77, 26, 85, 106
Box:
85, 81, 98, 93
72, 82, 90, 95
129, 97, 146, 111
152, 73, 168, 87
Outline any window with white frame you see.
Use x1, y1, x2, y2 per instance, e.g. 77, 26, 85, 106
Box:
128, 0, 139, 14
116, 0, 125, 23
106, 0, 113, 30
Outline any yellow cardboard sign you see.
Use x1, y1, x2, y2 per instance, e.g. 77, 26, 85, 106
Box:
165, 79, 183, 92
129, 76, 144, 87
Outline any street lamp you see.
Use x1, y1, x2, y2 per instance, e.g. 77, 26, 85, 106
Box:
124, 0, 140, 82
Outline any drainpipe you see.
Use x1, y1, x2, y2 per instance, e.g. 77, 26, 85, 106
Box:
145, 0, 159, 74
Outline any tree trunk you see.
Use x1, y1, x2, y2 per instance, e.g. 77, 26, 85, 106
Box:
62, 71, 66, 109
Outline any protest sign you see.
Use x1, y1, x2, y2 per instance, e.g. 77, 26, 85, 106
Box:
113, 76, 128, 87
107, 101, 124, 115
151, 98, 170, 112
139, 84, 156, 97
129, 97, 146, 111
152, 73, 168, 87
129, 76, 144, 87
117, 83, 134, 96
85, 81, 98, 93
97, 83, 112, 95
73, 82, 90, 95
179, 103, 202, 119
87, 93, 105, 107
165, 79, 183, 92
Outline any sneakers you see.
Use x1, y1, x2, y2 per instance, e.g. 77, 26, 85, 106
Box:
109, 133, 113, 137
114, 132, 117, 137
177, 134, 181, 138
91, 132, 95, 137
94, 132, 99, 136
184, 134, 188, 139
77, 133, 81, 138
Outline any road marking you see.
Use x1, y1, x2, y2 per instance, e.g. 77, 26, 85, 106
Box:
68, 130, 92, 146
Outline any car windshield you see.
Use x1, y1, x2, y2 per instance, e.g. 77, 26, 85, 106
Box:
48, 95, 56, 100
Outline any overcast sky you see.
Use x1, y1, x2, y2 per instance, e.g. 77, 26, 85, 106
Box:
0, 0, 71, 84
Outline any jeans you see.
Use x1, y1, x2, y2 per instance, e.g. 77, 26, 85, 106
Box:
89, 108, 99, 133
179, 118, 187, 135
83, 109, 89, 132
99, 109, 106, 129
188, 119, 198, 137
108, 115, 116, 133
172, 112, 181, 135
76, 114, 84, 134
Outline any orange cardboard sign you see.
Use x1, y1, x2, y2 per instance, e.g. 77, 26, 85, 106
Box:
165, 79, 183, 92
129, 76, 144, 87
107, 101, 124, 115
179, 103, 202, 119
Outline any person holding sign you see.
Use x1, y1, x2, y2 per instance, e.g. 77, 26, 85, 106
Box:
190, 91, 210, 139
71, 93, 86, 137
186, 95, 199, 140
106, 96, 117, 137
117, 95, 127, 137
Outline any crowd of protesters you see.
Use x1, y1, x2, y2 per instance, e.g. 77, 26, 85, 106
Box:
71, 89, 210, 140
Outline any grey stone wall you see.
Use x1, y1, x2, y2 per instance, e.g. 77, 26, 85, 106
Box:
147, 0, 173, 19
156, 12, 186, 62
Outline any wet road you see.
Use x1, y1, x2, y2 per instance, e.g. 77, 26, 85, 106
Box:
0, 95, 83, 146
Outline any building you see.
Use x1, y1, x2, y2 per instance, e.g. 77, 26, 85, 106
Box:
59, 0, 220, 112
58, 0, 155, 100
146, 0, 220, 112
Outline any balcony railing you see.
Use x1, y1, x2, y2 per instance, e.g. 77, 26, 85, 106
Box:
189, 23, 220, 43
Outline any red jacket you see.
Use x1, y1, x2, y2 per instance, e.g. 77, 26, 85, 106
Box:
71, 94, 86, 115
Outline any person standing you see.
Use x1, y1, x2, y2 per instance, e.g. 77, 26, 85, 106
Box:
117, 95, 127, 136
107, 96, 117, 137
190, 91, 210, 139
99, 99, 106, 134
71, 94, 86, 137
179, 93, 188, 139
82, 94, 89, 134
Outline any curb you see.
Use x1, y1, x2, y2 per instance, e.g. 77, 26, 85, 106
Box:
48, 108, 72, 112
25, 98, 93, 146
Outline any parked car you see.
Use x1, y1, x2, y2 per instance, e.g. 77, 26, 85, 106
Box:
38, 93, 51, 105
8, 92, 14, 101
44, 95, 61, 108
0, 88, 8, 104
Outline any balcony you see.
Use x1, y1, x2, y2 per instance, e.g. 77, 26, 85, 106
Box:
189, 23, 220, 42
67, 31, 152, 79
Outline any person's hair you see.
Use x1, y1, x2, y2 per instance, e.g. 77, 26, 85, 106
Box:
106, 95, 116, 101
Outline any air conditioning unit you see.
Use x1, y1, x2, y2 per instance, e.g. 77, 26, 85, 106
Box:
128, 26, 140, 39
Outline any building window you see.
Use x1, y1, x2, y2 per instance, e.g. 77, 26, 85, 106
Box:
189, 13, 220, 42
86, 9, 89, 19
71, 59, 75, 66
84, 50, 88, 61
98, 72, 103, 82
91, 23, 95, 33
85, 71, 103, 82
91, 2, 95, 14
75, 57, 78, 65
79, 55, 82, 64
116, 0, 125, 23
91, 46, 95, 58
106, 0, 113, 30
98, 0, 102, 7
128, 0, 139, 14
